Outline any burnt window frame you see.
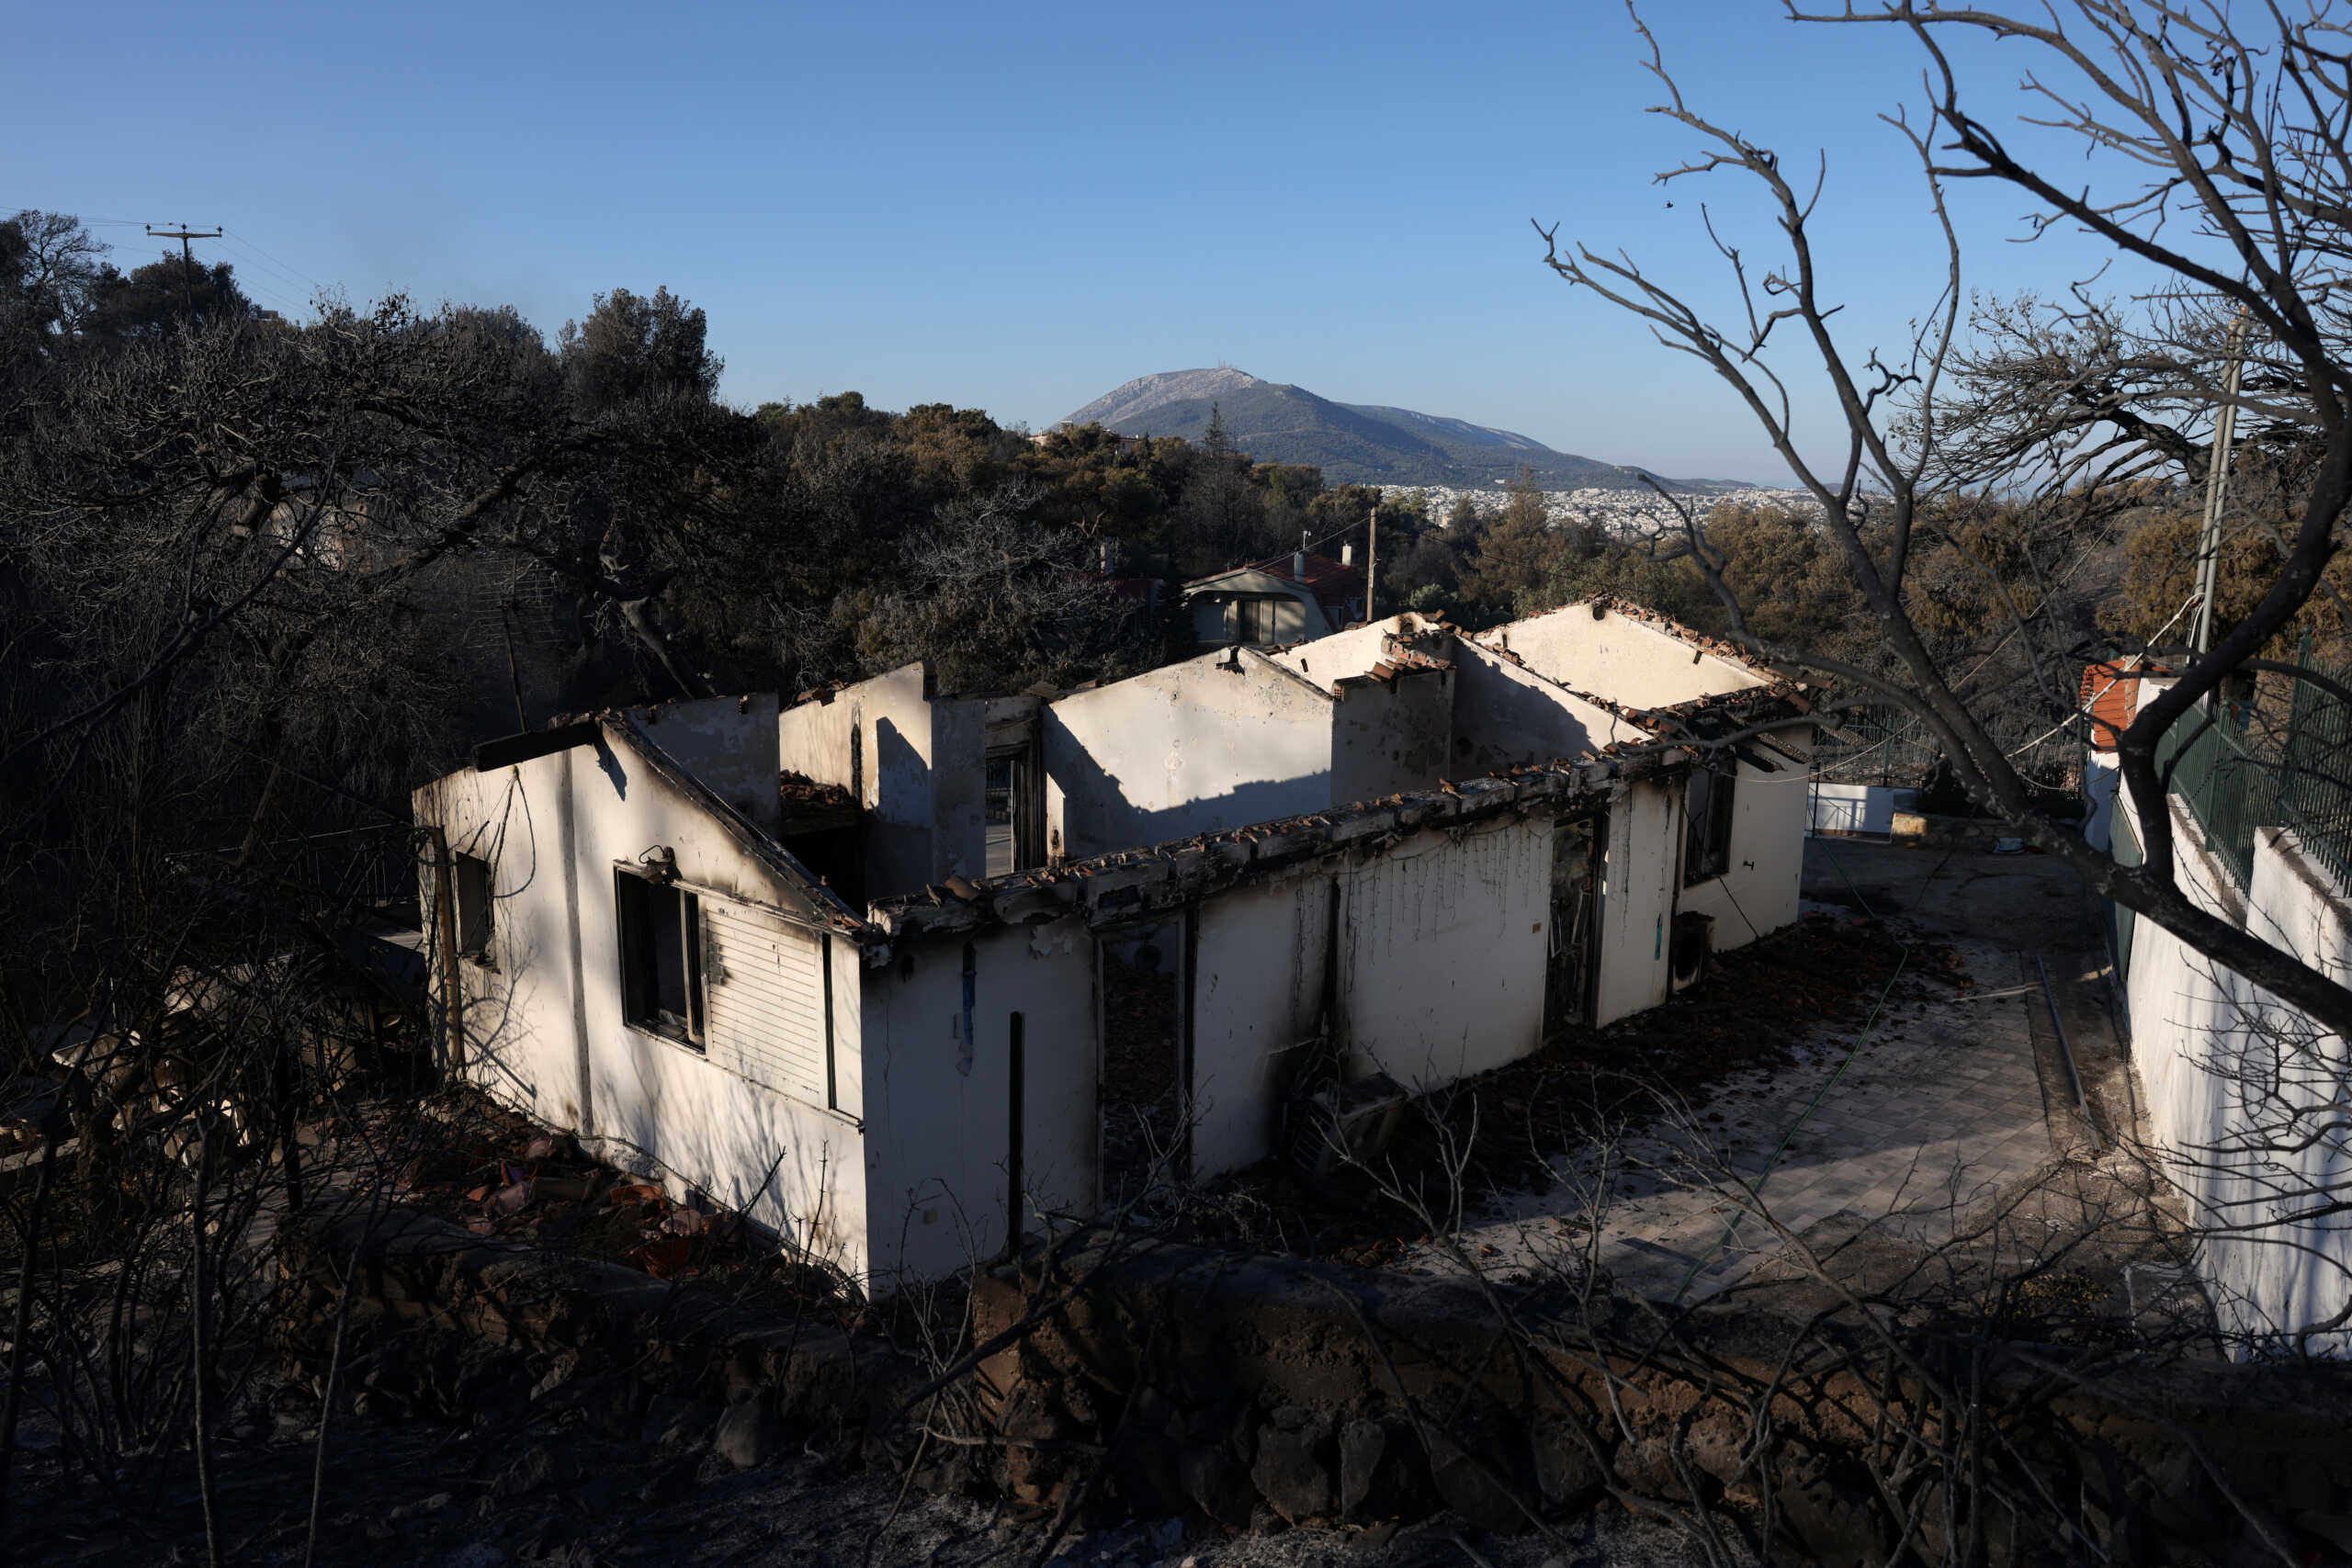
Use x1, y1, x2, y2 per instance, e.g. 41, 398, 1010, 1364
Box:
453, 852, 495, 964
614, 866, 705, 1049
1682, 759, 1738, 886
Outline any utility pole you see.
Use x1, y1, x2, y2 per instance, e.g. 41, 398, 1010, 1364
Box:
2191, 309, 2255, 659
1365, 496, 1378, 622
146, 223, 221, 322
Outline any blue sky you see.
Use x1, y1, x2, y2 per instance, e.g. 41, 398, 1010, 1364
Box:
6, 1, 2152, 482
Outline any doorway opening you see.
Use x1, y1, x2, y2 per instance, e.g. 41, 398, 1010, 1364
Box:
985, 746, 1041, 877
1096, 916, 1187, 1207
1545, 813, 1602, 1033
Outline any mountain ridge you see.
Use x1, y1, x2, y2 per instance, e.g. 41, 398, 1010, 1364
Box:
1060, 368, 1747, 491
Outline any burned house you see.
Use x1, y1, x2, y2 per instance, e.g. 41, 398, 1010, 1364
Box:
412, 602, 1813, 1285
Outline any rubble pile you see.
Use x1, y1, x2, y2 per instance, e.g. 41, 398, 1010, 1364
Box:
384, 1094, 849, 1314
1169, 912, 1967, 1264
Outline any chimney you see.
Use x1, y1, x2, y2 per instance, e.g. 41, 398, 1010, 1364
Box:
1340, 542, 1354, 567
1295, 530, 1307, 581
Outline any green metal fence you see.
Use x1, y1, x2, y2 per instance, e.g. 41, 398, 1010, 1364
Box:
2277, 669, 2352, 892
2163, 709, 2276, 888
2161, 669, 2352, 893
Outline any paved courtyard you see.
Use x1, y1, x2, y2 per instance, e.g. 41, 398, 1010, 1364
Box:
1438, 838, 2123, 1300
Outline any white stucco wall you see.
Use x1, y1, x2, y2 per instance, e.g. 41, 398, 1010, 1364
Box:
2124, 795, 2352, 1353
2083, 751, 2121, 853
1480, 603, 1765, 708
1339, 816, 1555, 1090
417, 732, 873, 1278
1044, 649, 1337, 861
1448, 643, 1636, 779
928, 695, 989, 886
639, 693, 782, 832
1593, 776, 1679, 1026
1191, 871, 1335, 1179
1807, 782, 1919, 837
857, 915, 1098, 1282
1330, 671, 1453, 805
778, 662, 986, 899
1676, 728, 1813, 953
419, 750, 586, 1134
1265, 615, 1440, 684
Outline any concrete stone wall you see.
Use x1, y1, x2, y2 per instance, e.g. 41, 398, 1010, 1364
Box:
1329, 669, 1453, 805
1807, 783, 1917, 838
1044, 649, 1336, 861
968, 1235, 2348, 1556
282, 1207, 2352, 1566
2125, 792, 2352, 1351
1262, 614, 1440, 686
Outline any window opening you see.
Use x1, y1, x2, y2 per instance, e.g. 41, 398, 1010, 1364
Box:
453, 853, 494, 960
1683, 761, 1737, 886
616, 868, 703, 1047
1545, 815, 1602, 1032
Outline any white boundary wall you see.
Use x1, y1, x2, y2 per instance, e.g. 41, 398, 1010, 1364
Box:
2124, 792, 2352, 1352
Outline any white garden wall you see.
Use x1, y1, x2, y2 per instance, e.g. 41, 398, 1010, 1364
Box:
2123, 790, 2352, 1353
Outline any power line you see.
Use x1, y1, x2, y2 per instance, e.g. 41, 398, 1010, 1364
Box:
0, 205, 147, 227
146, 223, 221, 319
221, 229, 327, 294
215, 234, 311, 294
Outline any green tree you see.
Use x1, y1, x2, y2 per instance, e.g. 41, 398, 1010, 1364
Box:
84, 249, 254, 342
559, 286, 721, 412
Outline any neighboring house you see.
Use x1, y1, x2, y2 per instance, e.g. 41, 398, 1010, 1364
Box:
413, 600, 1813, 1288
1183, 547, 1366, 648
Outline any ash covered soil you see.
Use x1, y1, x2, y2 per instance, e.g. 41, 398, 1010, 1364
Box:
8, 1402, 1704, 1567
9, 844, 2042, 1568
1159, 907, 1952, 1267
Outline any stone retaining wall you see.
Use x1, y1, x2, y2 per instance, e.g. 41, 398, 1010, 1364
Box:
972, 1235, 2352, 1564
285, 1208, 2352, 1564
278, 1205, 922, 1465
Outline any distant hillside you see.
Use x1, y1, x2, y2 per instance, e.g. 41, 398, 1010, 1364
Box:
1060, 368, 1747, 491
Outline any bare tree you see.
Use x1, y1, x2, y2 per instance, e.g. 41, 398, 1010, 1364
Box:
1537, 1, 2352, 1038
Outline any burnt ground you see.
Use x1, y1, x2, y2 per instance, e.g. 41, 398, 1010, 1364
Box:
5, 844, 2167, 1568
379, 1096, 870, 1328
1161, 908, 1968, 1267
6, 1389, 1706, 1568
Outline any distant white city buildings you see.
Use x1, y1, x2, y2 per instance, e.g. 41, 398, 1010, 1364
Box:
1379, 483, 1824, 539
